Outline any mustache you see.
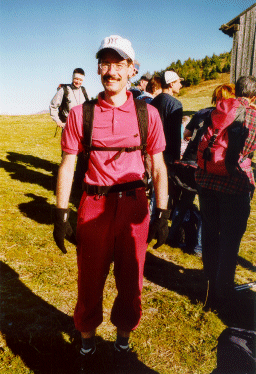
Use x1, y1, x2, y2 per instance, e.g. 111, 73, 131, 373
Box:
102, 74, 121, 82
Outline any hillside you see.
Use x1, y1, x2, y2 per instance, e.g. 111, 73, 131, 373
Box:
179, 72, 231, 114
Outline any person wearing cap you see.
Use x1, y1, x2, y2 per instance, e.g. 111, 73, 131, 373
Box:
49, 68, 89, 128
138, 72, 152, 92
130, 72, 152, 99
52, 35, 169, 372
151, 70, 183, 213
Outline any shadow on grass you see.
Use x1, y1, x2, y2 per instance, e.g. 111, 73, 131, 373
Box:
18, 193, 78, 230
18, 194, 78, 256
0, 261, 78, 374
144, 251, 255, 330
144, 251, 206, 305
2, 152, 82, 207
6, 152, 59, 174
237, 255, 256, 272
1, 154, 58, 192
19, 194, 53, 224
0, 262, 160, 374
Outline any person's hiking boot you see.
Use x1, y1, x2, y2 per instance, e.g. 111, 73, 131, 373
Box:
75, 347, 97, 374
113, 342, 136, 374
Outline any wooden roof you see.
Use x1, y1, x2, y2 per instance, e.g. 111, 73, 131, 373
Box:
219, 3, 256, 37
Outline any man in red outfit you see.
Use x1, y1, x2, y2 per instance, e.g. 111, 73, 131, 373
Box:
53, 35, 169, 373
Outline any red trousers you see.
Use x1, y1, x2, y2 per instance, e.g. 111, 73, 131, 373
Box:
74, 188, 150, 333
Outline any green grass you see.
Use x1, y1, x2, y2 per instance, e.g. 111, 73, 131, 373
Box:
0, 81, 255, 374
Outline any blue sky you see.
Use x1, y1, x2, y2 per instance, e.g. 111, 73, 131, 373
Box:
0, 0, 255, 115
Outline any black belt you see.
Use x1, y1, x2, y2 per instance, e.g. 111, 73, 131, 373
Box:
82, 180, 146, 195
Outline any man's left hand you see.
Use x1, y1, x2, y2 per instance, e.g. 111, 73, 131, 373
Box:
147, 208, 171, 249
53, 208, 77, 254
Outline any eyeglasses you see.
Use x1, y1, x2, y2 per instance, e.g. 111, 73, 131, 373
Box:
99, 62, 128, 72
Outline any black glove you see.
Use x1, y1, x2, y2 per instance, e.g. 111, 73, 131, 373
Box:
147, 208, 171, 249
53, 208, 77, 254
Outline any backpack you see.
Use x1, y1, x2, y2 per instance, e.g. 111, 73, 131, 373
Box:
169, 204, 202, 254
168, 160, 198, 193
58, 84, 89, 123
211, 327, 256, 374
197, 99, 249, 176
78, 99, 149, 192
182, 111, 213, 163
167, 111, 213, 194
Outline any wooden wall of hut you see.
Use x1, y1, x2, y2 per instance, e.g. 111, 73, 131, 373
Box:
230, 5, 256, 83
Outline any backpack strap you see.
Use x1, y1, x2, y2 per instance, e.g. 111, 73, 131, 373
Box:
134, 99, 149, 185
58, 84, 69, 123
81, 86, 90, 102
198, 114, 216, 173
57, 84, 69, 99
82, 99, 98, 173
134, 98, 148, 156
202, 128, 219, 172
81, 98, 149, 179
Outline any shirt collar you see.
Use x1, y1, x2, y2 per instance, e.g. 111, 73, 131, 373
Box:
97, 91, 134, 112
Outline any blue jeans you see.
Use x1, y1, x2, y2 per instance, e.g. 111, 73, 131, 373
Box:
149, 189, 157, 222
199, 188, 251, 299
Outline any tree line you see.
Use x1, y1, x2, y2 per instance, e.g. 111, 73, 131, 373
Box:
135, 51, 231, 88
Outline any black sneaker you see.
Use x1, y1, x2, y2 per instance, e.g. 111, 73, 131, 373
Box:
76, 347, 97, 374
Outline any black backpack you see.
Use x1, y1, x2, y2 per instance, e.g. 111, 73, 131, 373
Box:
212, 327, 256, 374
169, 203, 202, 253
58, 84, 89, 123
75, 99, 149, 192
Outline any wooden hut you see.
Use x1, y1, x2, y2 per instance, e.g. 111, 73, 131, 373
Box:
219, 3, 256, 83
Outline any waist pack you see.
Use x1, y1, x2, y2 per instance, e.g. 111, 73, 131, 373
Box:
197, 99, 250, 176
212, 327, 256, 374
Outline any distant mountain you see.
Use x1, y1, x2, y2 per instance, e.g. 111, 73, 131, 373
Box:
0, 110, 49, 116
36, 110, 49, 115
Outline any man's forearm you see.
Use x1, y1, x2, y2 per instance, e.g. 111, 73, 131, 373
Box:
56, 154, 76, 208
151, 153, 168, 209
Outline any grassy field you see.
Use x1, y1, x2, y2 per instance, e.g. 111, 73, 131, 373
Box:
0, 77, 255, 374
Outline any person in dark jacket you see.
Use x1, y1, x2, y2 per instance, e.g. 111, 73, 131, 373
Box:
150, 71, 183, 214
151, 71, 183, 165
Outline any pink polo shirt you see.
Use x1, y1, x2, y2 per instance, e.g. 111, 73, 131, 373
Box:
62, 91, 166, 186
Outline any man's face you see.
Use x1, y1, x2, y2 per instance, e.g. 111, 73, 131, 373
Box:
139, 79, 148, 91
171, 79, 182, 94
98, 50, 133, 95
72, 76, 84, 89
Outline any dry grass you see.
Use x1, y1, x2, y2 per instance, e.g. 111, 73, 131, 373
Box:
179, 73, 231, 114
0, 78, 255, 374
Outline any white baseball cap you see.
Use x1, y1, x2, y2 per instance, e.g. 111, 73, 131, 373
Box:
96, 35, 135, 62
164, 71, 184, 84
